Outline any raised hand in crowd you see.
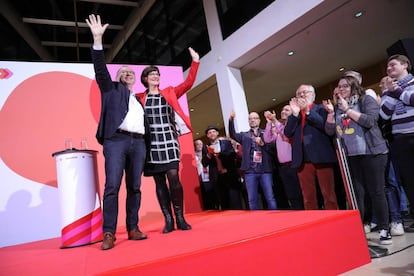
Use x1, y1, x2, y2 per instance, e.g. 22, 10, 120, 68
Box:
229, 110, 236, 120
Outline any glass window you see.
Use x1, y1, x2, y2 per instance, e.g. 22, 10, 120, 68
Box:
215, 0, 275, 39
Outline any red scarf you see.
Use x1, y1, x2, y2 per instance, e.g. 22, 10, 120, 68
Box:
300, 103, 313, 141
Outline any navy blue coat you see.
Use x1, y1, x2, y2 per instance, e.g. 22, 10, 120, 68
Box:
228, 119, 274, 173
284, 104, 337, 169
91, 49, 149, 145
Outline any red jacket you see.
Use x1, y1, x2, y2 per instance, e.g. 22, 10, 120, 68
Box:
136, 61, 199, 134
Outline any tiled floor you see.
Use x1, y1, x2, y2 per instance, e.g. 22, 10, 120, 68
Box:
342, 221, 414, 275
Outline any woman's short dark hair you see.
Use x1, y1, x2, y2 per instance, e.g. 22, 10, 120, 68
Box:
140, 66, 160, 88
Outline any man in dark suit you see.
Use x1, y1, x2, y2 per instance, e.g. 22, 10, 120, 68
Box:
202, 126, 243, 210
284, 84, 338, 210
86, 14, 148, 250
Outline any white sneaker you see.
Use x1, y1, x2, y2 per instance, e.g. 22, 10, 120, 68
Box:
390, 222, 405, 236
364, 224, 371, 233
379, 229, 392, 245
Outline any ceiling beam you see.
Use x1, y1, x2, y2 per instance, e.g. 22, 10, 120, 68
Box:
41, 41, 112, 48
105, 0, 157, 62
22, 17, 123, 30
78, 0, 139, 7
0, 0, 53, 60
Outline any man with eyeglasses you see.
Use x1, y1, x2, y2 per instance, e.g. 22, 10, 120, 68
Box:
284, 84, 338, 210
86, 14, 148, 250
228, 111, 277, 210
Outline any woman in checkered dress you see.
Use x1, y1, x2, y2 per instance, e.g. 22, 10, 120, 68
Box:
137, 47, 200, 233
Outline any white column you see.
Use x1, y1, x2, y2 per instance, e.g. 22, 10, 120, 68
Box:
202, 0, 249, 134
216, 65, 250, 134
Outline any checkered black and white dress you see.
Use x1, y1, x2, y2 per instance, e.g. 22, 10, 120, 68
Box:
144, 93, 180, 174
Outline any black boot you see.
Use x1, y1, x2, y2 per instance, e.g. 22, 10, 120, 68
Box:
171, 185, 192, 230
156, 183, 175, 233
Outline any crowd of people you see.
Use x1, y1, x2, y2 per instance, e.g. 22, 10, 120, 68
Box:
195, 54, 414, 246
88, 13, 413, 250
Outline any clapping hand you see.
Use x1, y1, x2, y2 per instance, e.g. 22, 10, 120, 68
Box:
384, 76, 399, 92
289, 98, 300, 116
336, 95, 348, 112
322, 99, 334, 114
296, 96, 308, 111
264, 110, 276, 123
207, 146, 217, 156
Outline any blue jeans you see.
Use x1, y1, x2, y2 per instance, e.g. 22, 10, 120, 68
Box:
244, 173, 277, 210
399, 187, 409, 213
388, 159, 409, 212
385, 161, 404, 223
102, 133, 146, 233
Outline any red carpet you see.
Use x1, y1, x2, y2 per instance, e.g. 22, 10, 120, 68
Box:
0, 210, 370, 275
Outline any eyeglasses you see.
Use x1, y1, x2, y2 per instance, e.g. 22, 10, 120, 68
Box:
119, 70, 135, 75
296, 90, 313, 96
148, 72, 160, 76
249, 117, 260, 120
337, 84, 350, 89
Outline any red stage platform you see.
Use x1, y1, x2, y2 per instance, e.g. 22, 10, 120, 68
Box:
0, 210, 370, 275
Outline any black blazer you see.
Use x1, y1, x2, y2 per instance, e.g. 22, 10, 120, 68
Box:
201, 139, 237, 172
91, 49, 149, 145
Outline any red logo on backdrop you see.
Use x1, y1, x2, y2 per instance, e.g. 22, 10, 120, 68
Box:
0, 68, 13, 79
0, 71, 100, 187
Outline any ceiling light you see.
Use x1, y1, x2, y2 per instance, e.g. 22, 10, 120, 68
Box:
272, 98, 276, 102
354, 11, 364, 18
190, 108, 194, 112
339, 67, 345, 72
288, 51, 295, 56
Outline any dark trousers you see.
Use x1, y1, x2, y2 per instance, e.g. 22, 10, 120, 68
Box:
348, 154, 389, 231
218, 171, 243, 210
391, 136, 414, 219
279, 163, 304, 210
102, 133, 146, 233
200, 181, 219, 210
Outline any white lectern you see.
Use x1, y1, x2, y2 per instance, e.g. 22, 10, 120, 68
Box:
52, 149, 103, 248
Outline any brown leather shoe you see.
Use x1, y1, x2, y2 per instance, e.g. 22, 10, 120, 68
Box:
101, 232, 116, 250
128, 229, 147, 240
